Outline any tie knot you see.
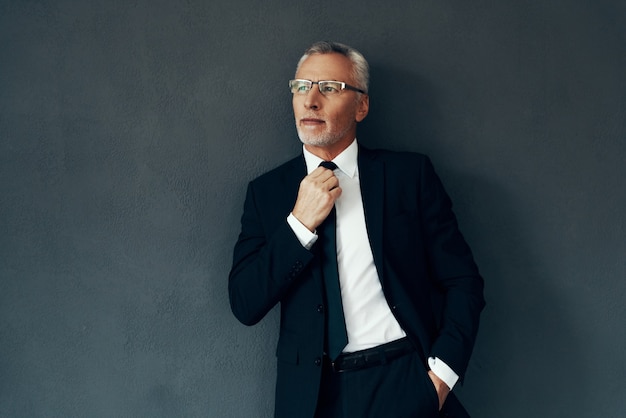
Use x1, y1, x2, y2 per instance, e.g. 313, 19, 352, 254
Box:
319, 161, 337, 170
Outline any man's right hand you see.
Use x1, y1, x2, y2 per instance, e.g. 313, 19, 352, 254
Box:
291, 166, 342, 232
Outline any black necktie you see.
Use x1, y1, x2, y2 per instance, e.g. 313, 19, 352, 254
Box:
318, 161, 348, 359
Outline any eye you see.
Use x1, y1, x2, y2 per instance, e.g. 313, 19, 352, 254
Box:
290, 80, 312, 94
320, 82, 341, 94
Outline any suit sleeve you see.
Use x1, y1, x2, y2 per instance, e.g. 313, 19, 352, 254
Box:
228, 182, 315, 326
419, 156, 485, 380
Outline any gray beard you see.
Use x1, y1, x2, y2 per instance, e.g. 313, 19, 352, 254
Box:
296, 124, 351, 147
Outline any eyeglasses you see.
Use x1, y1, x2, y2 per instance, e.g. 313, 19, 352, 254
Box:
289, 79, 366, 96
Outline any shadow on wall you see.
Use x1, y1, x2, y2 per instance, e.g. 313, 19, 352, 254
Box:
357, 64, 589, 416
447, 171, 590, 416
358, 64, 442, 153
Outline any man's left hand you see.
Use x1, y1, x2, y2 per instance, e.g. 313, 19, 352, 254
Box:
427, 370, 450, 411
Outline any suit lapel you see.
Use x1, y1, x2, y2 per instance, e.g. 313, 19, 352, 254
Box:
358, 146, 386, 284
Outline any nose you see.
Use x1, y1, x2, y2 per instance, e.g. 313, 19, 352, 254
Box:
303, 85, 322, 110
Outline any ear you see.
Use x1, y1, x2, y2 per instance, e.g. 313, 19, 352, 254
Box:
355, 94, 369, 122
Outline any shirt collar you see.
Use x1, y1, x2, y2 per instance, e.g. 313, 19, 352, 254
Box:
302, 139, 359, 178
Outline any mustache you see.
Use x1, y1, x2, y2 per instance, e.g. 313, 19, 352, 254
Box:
299, 114, 325, 121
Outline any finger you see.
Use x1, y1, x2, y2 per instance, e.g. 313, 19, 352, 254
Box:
329, 186, 342, 200
324, 175, 340, 191
313, 167, 337, 186
310, 166, 333, 177
306, 168, 338, 187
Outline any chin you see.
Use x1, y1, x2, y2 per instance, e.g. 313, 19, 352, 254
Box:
297, 129, 345, 148
300, 139, 336, 147
298, 134, 337, 147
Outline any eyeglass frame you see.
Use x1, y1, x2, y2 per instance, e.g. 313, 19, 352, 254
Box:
289, 79, 367, 96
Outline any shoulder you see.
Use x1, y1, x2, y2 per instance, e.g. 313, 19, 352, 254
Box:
248, 154, 306, 191
359, 145, 432, 168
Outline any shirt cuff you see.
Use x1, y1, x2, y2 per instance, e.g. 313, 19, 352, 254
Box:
428, 357, 459, 390
287, 213, 318, 250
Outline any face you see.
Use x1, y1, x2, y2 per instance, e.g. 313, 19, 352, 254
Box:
293, 53, 369, 153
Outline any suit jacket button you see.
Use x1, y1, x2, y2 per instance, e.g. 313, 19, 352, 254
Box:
314, 357, 322, 366
317, 304, 324, 313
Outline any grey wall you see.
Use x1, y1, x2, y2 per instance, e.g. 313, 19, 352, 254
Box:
1, 0, 624, 417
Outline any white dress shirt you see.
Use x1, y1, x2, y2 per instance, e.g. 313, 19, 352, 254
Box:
286, 139, 459, 389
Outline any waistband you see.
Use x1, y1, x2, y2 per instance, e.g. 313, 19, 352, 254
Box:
328, 337, 415, 373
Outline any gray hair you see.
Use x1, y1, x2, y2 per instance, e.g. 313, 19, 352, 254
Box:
295, 41, 370, 94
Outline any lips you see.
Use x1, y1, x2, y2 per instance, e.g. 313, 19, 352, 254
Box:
300, 118, 325, 126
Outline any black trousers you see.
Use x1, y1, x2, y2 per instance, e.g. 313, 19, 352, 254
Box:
314, 350, 441, 418
314, 349, 471, 418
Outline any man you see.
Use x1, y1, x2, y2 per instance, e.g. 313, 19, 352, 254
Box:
229, 41, 485, 417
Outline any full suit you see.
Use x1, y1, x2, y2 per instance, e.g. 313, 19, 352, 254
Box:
229, 145, 485, 417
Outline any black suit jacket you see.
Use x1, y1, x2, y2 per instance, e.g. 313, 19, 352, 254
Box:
229, 145, 485, 417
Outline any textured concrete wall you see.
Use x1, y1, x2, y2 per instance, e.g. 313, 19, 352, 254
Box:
1, 0, 624, 416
